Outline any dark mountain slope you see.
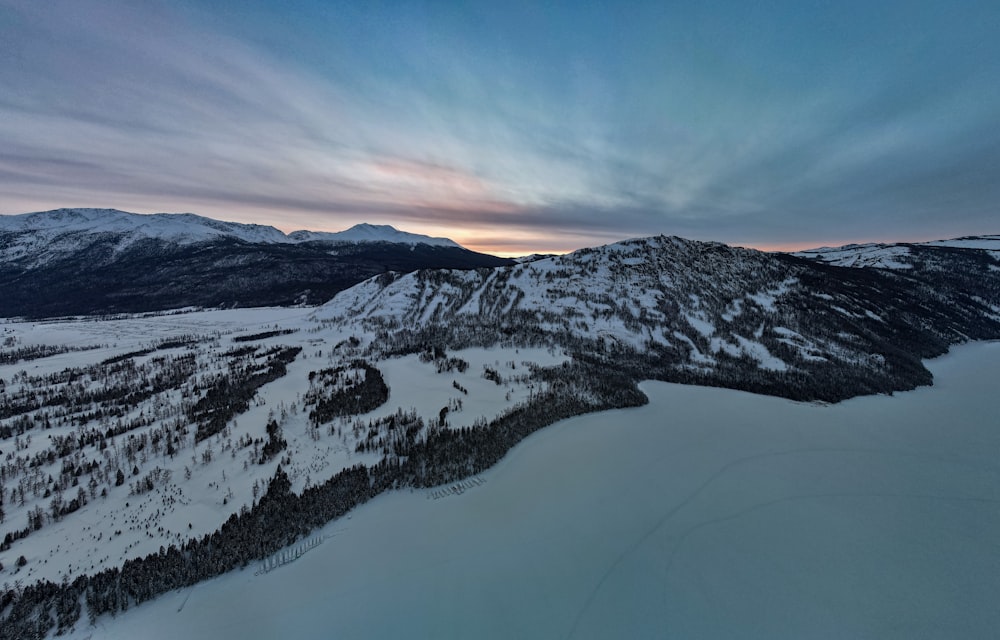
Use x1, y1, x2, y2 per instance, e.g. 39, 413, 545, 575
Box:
0, 210, 511, 317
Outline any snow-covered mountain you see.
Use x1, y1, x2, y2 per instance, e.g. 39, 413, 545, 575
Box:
0, 208, 288, 249
317, 234, 1000, 401
0, 209, 506, 317
0, 208, 459, 266
792, 235, 1000, 268
287, 223, 458, 248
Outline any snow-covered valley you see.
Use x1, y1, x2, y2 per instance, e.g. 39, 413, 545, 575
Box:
1, 227, 999, 638
65, 340, 1000, 639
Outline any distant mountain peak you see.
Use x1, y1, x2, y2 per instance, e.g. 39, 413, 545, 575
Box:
0, 208, 465, 256
350, 223, 393, 231
0, 208, 509, 317
288, 222, 460, 248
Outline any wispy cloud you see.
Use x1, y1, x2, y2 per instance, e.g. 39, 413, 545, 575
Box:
2, 0, 999, 253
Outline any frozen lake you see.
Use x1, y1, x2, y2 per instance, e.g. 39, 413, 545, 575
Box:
80, 341, 1000, 639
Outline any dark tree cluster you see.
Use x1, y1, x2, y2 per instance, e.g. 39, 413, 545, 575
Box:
354, 409, 424, 455
258, 419, 287, 463
99, 336, 200, 366
305, 360, 389, 426
418, 345, 469, 373
221, 345, 257, 359
190, 346, 301, 442
231, 329, 297, 343
482, 366, 502, 385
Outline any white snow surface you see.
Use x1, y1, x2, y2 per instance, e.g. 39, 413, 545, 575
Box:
921, 235, 1000, 251
793, 235, 1000, 268
67, 341, 1000, 639
792, 243, 914, 269
0, 209, 287, 245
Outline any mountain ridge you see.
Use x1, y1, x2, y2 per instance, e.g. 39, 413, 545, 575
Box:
316, 233, 1000, 401
791, 235, 1000, 269
0, 208, 460, 263
0, 208, 505, 318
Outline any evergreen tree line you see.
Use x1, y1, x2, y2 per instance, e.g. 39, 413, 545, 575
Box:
0, 344, 99, 366
393, 365, 647, 487
0, 353, 196, 430
99, 336, 201, 366
231, 329, 297, 343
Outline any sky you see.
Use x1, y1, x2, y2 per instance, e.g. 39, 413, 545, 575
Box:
1, 0, 998, 255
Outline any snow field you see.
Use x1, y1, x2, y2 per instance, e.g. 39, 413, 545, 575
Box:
360, 347, 568, 432
0, 310, 571, 586
794, 236, 1000, 269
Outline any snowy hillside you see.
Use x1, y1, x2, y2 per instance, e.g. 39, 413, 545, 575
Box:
791, 243, 914, 268
921, 234, 1000, 251
0, 308, 574, 617
793, 235, 1000, 268
317, 234, 1000, 401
